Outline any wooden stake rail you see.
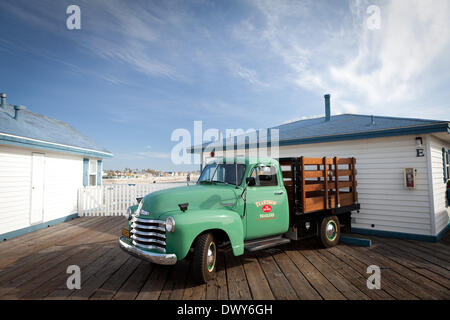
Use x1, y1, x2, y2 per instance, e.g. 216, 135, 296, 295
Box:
279, 157, 357, 214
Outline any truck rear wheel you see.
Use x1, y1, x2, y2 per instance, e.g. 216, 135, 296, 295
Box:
319, 216, 340, 248
192, 233, 217, 283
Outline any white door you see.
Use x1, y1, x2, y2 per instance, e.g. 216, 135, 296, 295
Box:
30, 153, 45, 224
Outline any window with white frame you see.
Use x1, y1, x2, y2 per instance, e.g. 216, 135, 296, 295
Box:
89, 159, 97, 186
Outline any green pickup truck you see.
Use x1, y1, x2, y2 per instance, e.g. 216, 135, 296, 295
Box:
119, 156, 359, 283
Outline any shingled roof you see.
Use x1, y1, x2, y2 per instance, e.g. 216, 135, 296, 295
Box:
189, 113, 450, 153
0, 95, 112, 158
272, 113, 449, 142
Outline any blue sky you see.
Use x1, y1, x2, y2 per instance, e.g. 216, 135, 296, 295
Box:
0, 0, 449, 171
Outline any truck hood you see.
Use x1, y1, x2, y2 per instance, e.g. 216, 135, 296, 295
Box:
140, 183, 239, 219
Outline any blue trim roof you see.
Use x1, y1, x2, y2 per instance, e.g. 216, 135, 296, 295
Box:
188, 114, 450, 153
0, 102, 112, 158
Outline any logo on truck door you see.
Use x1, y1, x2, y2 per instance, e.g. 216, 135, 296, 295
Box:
255, 200, 277, 208
256, 200, 277, 220
258, 212, 275, 220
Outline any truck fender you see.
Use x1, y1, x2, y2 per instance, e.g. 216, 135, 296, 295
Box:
165, 209, 245, 260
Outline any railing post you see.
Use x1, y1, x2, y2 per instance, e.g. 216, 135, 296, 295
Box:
106, 186, 110, 216
323, 157, 328, 210
334, 157, 340, 208
77, 188, 81, 217
300, 156, 305, 211
351, 157, 357, 203
292, 159, 297, 214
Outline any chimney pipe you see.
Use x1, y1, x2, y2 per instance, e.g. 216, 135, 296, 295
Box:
324, 94, 331, 121
0, 93, 6, 109
14, 105, 26, 121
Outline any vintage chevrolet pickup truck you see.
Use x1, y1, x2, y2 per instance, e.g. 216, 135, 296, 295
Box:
119, 156, 359, 283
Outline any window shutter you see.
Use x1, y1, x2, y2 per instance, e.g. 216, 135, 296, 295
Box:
443, 148, 448, 182
448, 150, 450, 182
97, 160, 102, 186
83, 158, 89, 186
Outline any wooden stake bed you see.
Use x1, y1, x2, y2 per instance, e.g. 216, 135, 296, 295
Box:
279, 157, 358, 215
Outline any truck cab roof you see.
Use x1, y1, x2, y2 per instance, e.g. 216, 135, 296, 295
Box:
205, 156, 279, 166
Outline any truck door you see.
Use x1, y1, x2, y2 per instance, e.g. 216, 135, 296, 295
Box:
245, 163, 289, 240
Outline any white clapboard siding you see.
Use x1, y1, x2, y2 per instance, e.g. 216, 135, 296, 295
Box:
279, 135, 432, 235
78, 183, 185, 216
43, 152, 83, 221
0, 145, 33, 234
206, 134, 433, 236
429, 135, 450, 235
0, 145, 86, 236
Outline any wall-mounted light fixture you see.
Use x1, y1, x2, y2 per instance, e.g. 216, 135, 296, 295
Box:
415, 137, 423, 148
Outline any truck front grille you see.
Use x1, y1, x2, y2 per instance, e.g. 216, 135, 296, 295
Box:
130, 217, 166, 252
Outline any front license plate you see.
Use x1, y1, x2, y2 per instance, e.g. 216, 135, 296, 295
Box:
122, 228, 130, 238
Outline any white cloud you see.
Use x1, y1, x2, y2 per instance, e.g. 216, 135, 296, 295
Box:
282, 114, 323, 124
85, 36, 178, 79
76, 0, 184, 80
227, 61, 268, 87
330, 0, 450, 108
0, 0, 183, 80
243, 0, 450, 119
2, 0, 449, 120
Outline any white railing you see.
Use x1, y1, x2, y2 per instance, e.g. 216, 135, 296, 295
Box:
78, 183, 185, 216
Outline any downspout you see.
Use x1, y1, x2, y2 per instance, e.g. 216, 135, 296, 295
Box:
425, 135, 437, 237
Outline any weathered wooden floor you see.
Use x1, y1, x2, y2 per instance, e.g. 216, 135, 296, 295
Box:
0, 216, 448, 300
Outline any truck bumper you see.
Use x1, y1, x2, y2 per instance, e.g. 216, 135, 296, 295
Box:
119, 236, 177, 265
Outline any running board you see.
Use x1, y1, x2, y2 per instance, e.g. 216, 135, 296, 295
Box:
244, 236, 291, 252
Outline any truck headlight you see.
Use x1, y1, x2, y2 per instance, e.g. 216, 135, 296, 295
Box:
165, 216, 175, 232
124, 207, 132, 221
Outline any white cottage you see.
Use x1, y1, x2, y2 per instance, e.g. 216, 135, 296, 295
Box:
0, 93, 113, 240
191, 95, 450, 242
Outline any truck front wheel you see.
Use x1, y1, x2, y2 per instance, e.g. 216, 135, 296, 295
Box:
319, 216, 340, 248
192, 233, 217, 283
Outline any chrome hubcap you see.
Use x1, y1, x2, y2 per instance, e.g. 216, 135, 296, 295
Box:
326, 221, 337, 241
207, 242, 216, 272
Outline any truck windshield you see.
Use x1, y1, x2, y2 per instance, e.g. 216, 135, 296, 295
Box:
198, 163, 246, 186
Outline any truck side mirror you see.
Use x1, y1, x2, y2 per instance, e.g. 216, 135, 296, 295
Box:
246, 177, 256, 186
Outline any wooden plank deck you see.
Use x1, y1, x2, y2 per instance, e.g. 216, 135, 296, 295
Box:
0, 217, 448, 300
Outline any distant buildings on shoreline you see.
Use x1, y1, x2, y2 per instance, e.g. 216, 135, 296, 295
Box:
103, 168, 200, 180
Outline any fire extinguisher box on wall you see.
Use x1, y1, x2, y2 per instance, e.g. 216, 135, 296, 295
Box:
404, 168, 417, 189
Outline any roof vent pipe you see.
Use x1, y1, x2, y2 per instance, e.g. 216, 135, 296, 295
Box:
0, 93, 6, 109
14, 105, 26, 121
324, 94, 331, 121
